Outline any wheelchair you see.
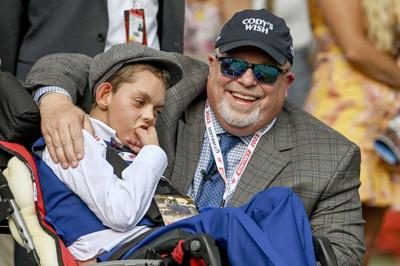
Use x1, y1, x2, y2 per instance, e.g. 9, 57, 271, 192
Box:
0, 71, 338, 265
0, 140, 338, 266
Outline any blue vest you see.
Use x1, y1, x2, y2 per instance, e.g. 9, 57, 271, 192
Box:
32, 138, 108, 246
32, 137, 161, 246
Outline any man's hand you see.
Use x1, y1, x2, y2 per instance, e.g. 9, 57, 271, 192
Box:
39, 93, 94, 168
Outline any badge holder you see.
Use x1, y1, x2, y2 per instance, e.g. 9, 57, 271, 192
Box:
124, 0, 147, 45
154, 194, 199, 225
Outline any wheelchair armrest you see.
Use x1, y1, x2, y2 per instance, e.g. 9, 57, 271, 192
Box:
0, 168, 40, 265
313, 235, 338, 266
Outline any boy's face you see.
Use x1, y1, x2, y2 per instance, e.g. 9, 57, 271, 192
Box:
104, 70, 166, 151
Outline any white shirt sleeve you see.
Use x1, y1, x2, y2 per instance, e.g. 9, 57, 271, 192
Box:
42, 130, 167, 232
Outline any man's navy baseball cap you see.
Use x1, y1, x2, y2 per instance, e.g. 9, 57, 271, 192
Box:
215, 9, 294, 65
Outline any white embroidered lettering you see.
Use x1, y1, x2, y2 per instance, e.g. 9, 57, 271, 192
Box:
242, 17, 274, 35
245, 24, 255, 31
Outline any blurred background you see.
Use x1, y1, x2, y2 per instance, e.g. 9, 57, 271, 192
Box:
1, 0, 400, 265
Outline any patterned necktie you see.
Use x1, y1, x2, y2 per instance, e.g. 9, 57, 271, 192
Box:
105, 138, 133, 154
104, 138, 135, 178
196, 133, 241, 208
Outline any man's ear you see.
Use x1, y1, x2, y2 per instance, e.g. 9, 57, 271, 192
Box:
283, 72, 296, 97
207, 53, 218, 74
286, 72, 296, 85
95, 83, 113, 110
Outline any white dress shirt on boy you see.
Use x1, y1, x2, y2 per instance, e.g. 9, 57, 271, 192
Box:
41, 117, 167, 260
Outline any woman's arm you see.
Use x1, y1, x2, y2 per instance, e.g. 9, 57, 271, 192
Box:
320, 0, 400, 88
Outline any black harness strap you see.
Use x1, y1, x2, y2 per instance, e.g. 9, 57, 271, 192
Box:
105, 148, 184, 226
105, 146, 127, 179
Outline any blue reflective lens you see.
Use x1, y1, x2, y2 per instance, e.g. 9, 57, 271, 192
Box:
217, 56, 285, 84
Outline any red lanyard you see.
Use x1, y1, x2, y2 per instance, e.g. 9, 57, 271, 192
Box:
204, 102, 275, 205
124, 0, 147, 45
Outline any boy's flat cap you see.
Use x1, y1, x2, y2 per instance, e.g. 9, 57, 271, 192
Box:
89, 43, 183, 95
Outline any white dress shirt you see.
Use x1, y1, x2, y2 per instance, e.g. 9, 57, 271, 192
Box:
106, 0, 160, 51
41, 117, 167, 260
252, 0, 312, 49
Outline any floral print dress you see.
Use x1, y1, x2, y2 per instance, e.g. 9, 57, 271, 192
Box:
304, 0, 400, 206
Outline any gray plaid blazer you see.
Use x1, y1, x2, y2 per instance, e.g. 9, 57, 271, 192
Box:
26, 51, 365, 265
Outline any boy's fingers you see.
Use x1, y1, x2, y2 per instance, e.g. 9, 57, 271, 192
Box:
148, 126, 157, 135
131, 145, 142, 154
135, 127, 148, 140
135, 127, 145, 134
135, 126, 159, 147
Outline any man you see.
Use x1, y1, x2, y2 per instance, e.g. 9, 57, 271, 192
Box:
0, 0, 184, 80
25, 9, 365, 265
31, 43, 315, 265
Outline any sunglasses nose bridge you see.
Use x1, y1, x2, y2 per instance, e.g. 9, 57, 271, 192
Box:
241, 62, 264, 84
237, 66, 258, 86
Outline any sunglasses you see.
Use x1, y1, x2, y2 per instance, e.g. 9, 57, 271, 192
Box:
216, 55, 289, 84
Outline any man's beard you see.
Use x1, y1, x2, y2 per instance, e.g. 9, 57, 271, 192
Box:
217, 97, 260, 128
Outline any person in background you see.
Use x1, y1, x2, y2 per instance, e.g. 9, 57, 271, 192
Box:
184, 0, 224, 62
26, 9, 365, 264
264, 0, 314, 107
0, 0, 185, 80
303, 0, 400, 264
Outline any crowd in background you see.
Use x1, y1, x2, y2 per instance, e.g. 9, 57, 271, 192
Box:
1, 0, 400, 265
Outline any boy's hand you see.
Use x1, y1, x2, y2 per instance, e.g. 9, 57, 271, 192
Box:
135, 126, 160, 147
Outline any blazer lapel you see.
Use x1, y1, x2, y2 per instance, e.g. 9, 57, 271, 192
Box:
171, 101, 294, 205
230, 109, 293, 206
170, 100, 206, 194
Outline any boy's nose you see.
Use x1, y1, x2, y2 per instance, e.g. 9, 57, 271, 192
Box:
142, 107, 155, 125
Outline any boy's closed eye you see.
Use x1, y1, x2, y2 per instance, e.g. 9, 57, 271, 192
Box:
133, 98, 145, 106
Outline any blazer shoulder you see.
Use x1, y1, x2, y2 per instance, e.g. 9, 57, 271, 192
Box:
170, 53, 209, 76
283, 101, 359, 150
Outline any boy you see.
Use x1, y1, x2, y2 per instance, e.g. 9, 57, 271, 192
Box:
34, 43, 183, 262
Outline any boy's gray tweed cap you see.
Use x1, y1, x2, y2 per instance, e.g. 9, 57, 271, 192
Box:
89, 43, 183, 95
